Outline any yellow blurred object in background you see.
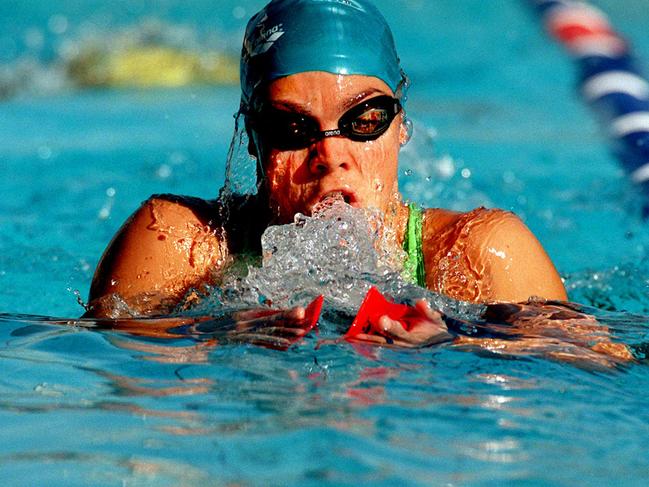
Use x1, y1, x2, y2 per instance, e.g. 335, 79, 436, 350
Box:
68, 46, 239, 88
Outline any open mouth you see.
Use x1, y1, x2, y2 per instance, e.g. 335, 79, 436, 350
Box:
319, 190, 356, 205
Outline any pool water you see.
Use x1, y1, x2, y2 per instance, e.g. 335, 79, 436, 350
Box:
2, 0, 649, 485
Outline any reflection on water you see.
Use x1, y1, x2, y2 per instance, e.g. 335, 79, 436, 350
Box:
1, 310, 649, 484
106, 334, 217, 365
1, 450, 214, 486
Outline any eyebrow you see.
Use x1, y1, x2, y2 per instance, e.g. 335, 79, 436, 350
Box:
269, 87, 389, 114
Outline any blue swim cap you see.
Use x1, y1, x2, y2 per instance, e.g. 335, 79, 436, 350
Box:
240, 0, 404, 109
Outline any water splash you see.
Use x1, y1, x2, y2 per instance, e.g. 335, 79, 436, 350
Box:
221, 194, 404, 313
183, 194, 483, 323
565, 261, 649, 314
398, 122, 492, 210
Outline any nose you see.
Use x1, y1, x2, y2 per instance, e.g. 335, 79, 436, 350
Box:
308, 135, 352, 175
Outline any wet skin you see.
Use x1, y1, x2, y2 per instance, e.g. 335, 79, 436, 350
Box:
85, 71, 586, 354
257, 72, 408, 224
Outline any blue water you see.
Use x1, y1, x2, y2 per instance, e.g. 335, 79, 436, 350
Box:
2, 0, 649, 485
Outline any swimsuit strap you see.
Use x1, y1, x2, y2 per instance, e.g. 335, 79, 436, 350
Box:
402, 203, 426, 287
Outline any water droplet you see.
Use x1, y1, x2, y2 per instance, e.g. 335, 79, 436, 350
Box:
37, 145, 52, 160
24, 28, 44, 50
169, 151, 187, 165
48, 14, 69, 35
157, 164, 172, 179
436, 154, 455, 179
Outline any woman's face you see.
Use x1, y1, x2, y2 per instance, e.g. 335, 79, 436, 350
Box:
255, 71, 405, 223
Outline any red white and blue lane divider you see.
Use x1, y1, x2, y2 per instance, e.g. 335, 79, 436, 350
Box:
532, 0, 649, 197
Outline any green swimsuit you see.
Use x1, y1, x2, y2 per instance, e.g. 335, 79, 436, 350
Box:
402, 203, 426, 287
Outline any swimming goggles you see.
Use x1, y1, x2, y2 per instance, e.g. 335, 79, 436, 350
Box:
248, 95, 402, 151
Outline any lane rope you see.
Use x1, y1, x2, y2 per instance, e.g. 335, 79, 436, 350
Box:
532, 0, 649, 196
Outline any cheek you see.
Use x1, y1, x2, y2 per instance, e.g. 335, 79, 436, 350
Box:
264, 152, 309, 215
359, 132, 400, 188
265, 153, 291, 195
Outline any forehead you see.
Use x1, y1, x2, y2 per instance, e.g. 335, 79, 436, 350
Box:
266, 72, 394, 106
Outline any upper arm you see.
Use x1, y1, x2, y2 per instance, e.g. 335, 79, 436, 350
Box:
476, 211, 567, 302
87, 196, 227, 317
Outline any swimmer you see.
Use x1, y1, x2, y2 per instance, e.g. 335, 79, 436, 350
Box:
85, 0, 568, 348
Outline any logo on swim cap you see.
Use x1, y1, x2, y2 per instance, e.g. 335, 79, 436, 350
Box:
244, 16, 285, 60
323, 0, 364, 9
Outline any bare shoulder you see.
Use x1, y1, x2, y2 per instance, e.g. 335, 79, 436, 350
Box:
87, 194, 229, 317
421, 207, 567, 303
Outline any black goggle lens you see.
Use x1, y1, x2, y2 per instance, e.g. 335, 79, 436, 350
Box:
251, 95, 401, 151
